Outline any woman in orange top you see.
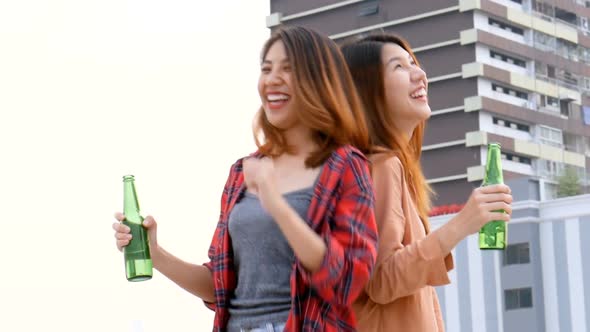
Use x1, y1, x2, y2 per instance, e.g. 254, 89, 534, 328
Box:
342, 34, 513, 331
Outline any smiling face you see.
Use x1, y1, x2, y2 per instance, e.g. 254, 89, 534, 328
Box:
257, 40, 302, 131
381, 43, 431, 136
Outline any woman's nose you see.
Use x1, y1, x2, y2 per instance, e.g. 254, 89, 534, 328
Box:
412, 66, 428, 85
265, 70, 283, 85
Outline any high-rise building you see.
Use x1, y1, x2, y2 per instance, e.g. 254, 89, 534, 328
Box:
266, 0, 590, 206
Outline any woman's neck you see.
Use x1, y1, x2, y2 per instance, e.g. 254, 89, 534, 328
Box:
282, 125, 317, 157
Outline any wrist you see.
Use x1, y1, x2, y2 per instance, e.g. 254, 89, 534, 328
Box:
150, 244, 164, 270
438, 218, 463, 252
266, 194, 290, 220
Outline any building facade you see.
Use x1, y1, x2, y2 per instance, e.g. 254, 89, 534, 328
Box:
266, 0, 590, 206
430, 194, 590, 332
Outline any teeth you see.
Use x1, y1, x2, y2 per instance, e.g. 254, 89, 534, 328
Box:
267, 94, 289, 102
411, 88, 426, 98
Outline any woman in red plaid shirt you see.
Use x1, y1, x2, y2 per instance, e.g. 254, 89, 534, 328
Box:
113, 26, 378, 331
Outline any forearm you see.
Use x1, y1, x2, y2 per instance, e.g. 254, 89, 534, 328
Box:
152, 246, 215, 303
366, 232, 452, 303
269, 188, 377, 306
435, 215, 466, 254
269, 198, 327, 273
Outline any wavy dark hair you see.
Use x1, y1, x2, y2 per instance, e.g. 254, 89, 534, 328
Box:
342, 33, 433, 228
254, 25, 369, 168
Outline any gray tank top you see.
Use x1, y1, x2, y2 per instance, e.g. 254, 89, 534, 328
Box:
226, 186, 313, 331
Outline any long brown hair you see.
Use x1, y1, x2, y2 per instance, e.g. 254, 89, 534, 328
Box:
341, 34, 433, 229
254, 25, 369, 168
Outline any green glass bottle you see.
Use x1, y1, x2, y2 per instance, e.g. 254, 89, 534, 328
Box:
122, 175, 153, 281
479, 143, 507, 250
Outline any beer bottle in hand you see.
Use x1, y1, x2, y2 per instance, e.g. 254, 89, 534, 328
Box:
479, 143, 507, 250
122, 175, 153, 281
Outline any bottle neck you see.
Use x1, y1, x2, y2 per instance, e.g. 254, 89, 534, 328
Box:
483, 147, 504, 185
123, 180, 141, 219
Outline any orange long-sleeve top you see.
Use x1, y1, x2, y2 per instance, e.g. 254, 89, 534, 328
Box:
353, 153, 454, 332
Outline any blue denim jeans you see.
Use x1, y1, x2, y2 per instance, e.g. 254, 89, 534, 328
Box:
239, 322, 286, 332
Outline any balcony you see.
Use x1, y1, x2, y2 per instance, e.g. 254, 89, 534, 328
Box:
504, 159, 535, 176
489, 0, 524, 10
476, 12, 528, 45
565, 144, 585, 154
487, 90, 531, 108
492, 123, 533, 141
538, 106, 563, 117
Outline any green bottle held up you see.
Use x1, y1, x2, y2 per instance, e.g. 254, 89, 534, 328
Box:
479, 143, 507, 250
122, 175, 153, 281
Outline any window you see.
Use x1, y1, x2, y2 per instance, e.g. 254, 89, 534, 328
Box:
534, 32, 556, 50
538, 95, 560, 111
539, 125, 563, 147
557, 40, 580, 61
502, 153, 532, 165
490, 50, 526, 68
555, 7, 577, 25
534, 1, 554, 18
505, 288, 533, 310
560, 100, 571, 117
542, 181, 558, 199
547, 96, 559, 107
493, 117, 530, 132
504, 243, 531, 265
489, 18, 525, 35
492, 83, 528, 100
557, 69, 578, 87
547, 65, 555, 78
535, 61, 548, 77
539, 160, 564, 177
582, 46, 590, 64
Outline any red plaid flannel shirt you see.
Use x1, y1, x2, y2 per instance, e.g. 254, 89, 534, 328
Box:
203, 145, 378, 331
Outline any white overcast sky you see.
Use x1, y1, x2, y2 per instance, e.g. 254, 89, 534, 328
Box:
0, 1, 270, 331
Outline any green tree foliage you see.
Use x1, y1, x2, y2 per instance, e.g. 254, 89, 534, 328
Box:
556, 166, 581, 198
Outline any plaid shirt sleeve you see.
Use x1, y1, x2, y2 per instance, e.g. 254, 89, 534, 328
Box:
297, 149, 378, 307
202, 161, 242, 312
